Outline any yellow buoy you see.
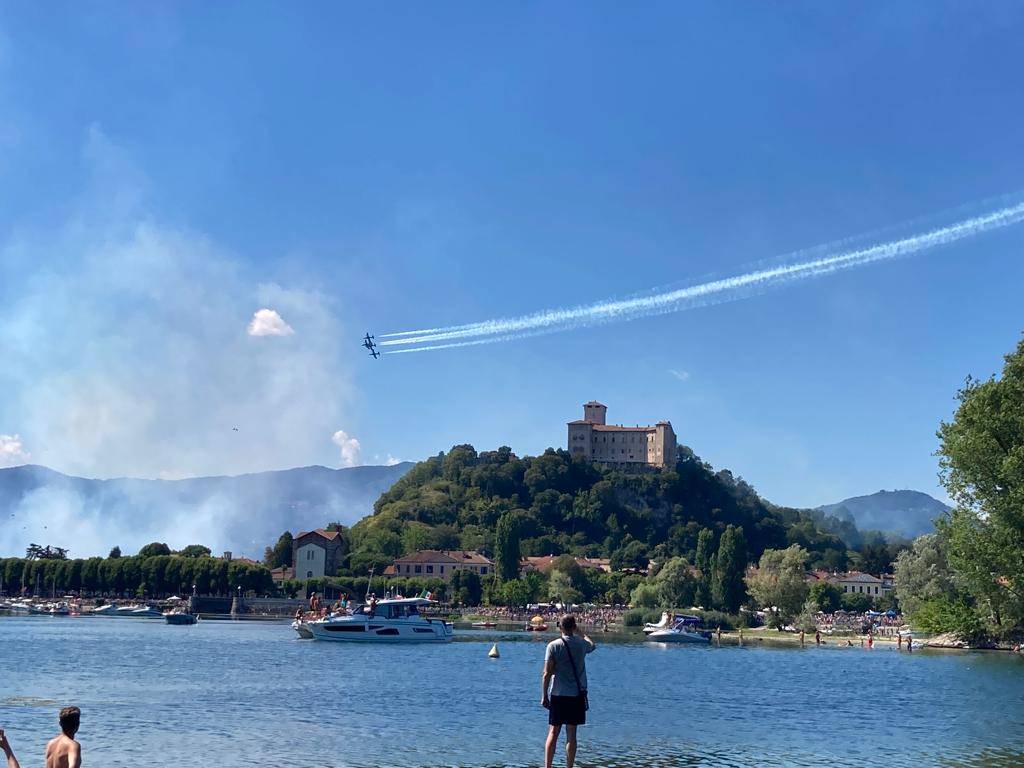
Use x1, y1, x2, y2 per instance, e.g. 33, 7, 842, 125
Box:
488, 643, 500, 659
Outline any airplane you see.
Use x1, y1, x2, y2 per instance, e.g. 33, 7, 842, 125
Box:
362, 333, 380, 359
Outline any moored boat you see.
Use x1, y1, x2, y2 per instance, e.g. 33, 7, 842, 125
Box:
292, 618, 315, 639
308, 598, 453, 643
643, 611, 673, 635
164, 612, 197, 625
645, 616, 711, 644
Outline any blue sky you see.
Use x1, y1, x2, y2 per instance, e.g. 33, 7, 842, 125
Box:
1, 4, 1023, 508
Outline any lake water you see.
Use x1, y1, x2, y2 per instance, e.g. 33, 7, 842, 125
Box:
2, 617, 1023, 767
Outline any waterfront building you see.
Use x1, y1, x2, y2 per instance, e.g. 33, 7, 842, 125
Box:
832, 570, 892, 599
293, 528, 347, 580
390, 550, 492, 582
567, 401, 677, 469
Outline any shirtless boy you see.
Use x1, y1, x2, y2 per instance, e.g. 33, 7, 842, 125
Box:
44, 708, 81, 768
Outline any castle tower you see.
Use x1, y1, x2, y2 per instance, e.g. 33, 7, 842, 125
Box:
583, 401, 607, 425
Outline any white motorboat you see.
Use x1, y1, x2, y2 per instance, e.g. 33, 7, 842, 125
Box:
645, 616, 711, 644
93, 604, 163, 618
91, 604, 119, 616
308, 598, 453, 643
643, 612, 674, 635
292, 618, 316, 639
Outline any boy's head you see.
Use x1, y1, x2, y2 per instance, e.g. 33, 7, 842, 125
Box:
59, 706, 80, 737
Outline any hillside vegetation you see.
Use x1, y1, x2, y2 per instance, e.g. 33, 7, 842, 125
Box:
346, 444, 886, 588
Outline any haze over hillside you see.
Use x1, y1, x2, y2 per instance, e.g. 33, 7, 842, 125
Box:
0, 463, 413, 559
818, 490, 950, 540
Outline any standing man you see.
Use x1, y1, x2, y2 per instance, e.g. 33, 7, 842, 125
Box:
1, 729, 21, 768
541, 615, 596, 768
45, 707, 82, 768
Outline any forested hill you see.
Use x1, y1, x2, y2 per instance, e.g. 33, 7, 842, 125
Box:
818, 490, 950, 540
348, 444, 866, 574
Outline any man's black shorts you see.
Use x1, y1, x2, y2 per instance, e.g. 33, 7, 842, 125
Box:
548, 695, 586, 726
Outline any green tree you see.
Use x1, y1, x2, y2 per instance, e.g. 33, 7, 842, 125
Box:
808, 581, 843, 613
138, 542, 171, 558
549, 569, 582, 605
264, 532, 294, 568
937, 337, 1024, 631
712, 525, 747, 612
108, 546, 121, 559
745, 545, 809, 628
892, 534, 958, 618
653, 557, 698, 609
178, 545, 212, 558
694, 528, 715, 607
494, 513, 522, 581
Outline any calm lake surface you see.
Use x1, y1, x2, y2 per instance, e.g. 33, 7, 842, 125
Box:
3, 617, 1024, 767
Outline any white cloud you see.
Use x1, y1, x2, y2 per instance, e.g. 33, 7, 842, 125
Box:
247, 308, 295, 337
332, 430, 362, 468
0, 434, 30, 467
669, 369, 691, 382
384, 454, 402, 466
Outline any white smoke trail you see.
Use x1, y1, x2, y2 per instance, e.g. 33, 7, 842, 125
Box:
382, 199, 1024, 353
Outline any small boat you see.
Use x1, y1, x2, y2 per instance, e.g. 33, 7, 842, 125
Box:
308, 598, 453, 643
645, 616, 711, 644
525, 615, 549, 632
471, 621, 498, 628
164, 612, 197, 625
91, 604, 119, 616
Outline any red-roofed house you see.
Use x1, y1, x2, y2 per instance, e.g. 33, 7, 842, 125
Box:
293, 529, 347, 580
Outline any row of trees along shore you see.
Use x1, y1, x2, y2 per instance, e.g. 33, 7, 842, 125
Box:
0, 543, 273, 598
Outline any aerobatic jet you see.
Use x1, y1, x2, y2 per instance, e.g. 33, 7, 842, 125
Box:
362, 333, 380, 359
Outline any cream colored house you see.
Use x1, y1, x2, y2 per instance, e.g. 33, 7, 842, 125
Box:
391, 550, 493, 583
831, 571, 892, 599
567, 401, 676, 468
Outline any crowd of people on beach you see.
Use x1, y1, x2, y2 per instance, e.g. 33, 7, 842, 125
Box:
464, 604, 625, 629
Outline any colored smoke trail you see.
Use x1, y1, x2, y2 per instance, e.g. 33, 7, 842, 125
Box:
382, 198, 1024, 354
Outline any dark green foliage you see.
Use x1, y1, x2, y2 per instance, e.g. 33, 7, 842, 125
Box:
809, 581, 843, 613
264, 532, 294, 568
694, 527, 715, 607
0, 554, 273, 597
937, 337, 1024, 635
450, 569, 482, 605
494, 512, 522, 581
137, 542, 171, 558
712, 525, 747, 613
353, 444, 859, 587
840, 592, 874, 613
178, 545, 212, 558
108, 546, 121, 559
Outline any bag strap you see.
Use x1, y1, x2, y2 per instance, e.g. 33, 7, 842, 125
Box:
561, 637, 586, 694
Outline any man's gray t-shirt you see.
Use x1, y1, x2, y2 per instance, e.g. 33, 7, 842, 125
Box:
545, 634, 595, 697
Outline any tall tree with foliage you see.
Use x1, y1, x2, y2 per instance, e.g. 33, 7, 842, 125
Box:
937, 337, 1024, 632
694, 527, 715, 607
745, 544, 810, 628
264, 532, 294, 568
712, 525, 747, 612
494, 512, 522, 581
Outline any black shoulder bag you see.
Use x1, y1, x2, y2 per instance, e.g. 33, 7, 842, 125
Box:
561, 638, 589, 711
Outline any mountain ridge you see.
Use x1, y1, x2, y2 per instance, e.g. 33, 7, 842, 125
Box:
817, 489, 950, 540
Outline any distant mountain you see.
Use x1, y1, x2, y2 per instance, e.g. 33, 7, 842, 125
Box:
0, 463, 413, 559
818, 490, 951, 540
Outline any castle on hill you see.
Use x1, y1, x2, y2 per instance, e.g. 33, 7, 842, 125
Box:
566, 401, 676, 469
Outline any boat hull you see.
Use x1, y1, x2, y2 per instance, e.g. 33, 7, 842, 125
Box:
164, 613, 197, 625
309, 619, 453, 643
646, 629, 710, 644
